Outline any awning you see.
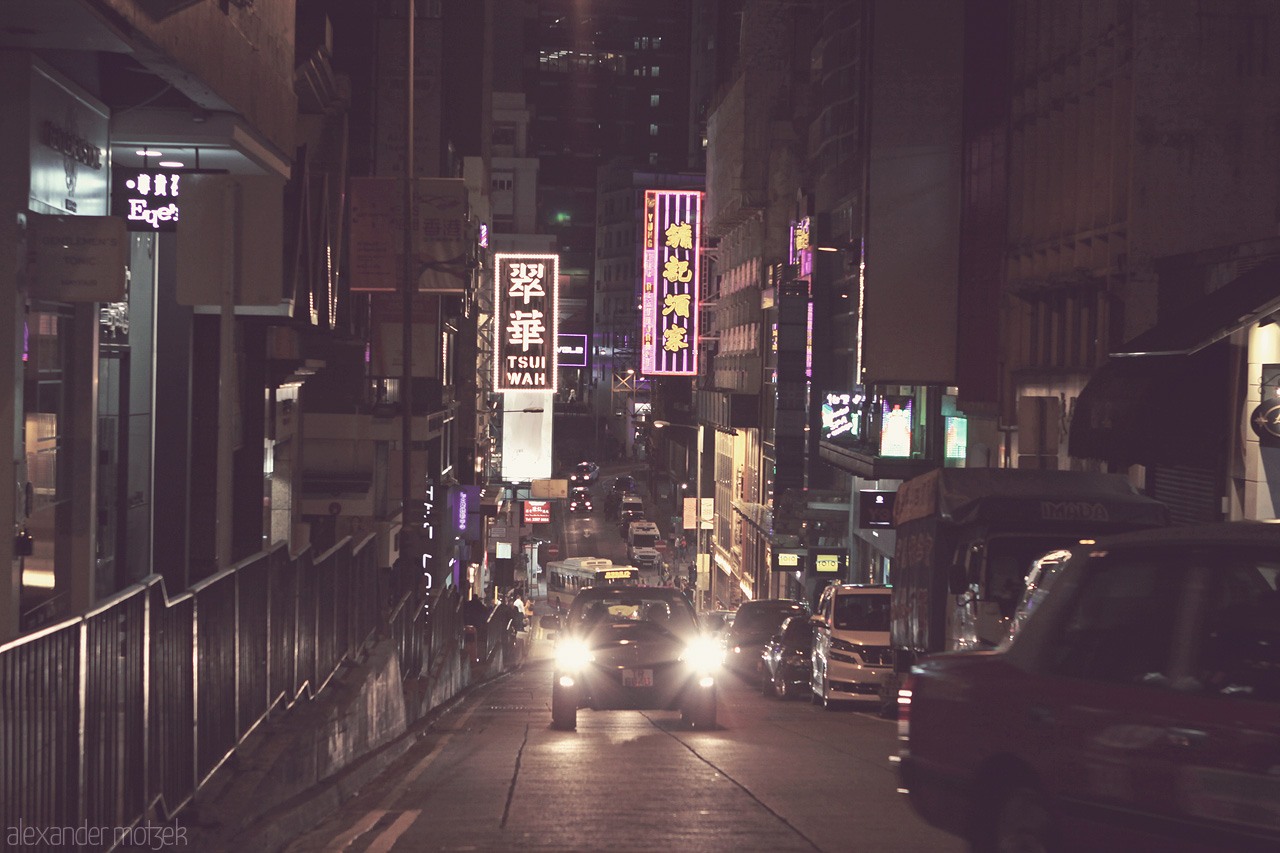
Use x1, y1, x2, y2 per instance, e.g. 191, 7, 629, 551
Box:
1117, 256, 1280, 356
1069, 341, 1230, 467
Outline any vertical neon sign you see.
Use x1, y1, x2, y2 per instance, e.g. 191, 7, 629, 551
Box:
641, 190, 702, 375
494, 253, 559, 392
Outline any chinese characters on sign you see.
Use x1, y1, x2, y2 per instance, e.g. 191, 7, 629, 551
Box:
495, 253, 558, 392
348, 177, 470, 293
523, 500, 551, 524
111, 169, 183, 232
789, 217, 813, 277
641, 190, 702, 375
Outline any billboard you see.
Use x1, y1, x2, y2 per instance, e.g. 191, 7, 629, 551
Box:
495, 253, 559, 392
523, 500, 551, 524
348, 177, 469, 293
641, 190, 702, 375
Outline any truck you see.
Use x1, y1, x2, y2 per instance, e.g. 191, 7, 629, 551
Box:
886, 468, 1169, 698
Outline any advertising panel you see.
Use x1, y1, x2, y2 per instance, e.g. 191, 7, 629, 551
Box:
820, 388, 866, 445
348, 177, 470, 293
495, 253, 558, 392
523, 500, 551, 525
879, 396, 914, 458
641, 190, 702, 376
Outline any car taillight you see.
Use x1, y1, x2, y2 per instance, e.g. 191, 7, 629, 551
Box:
897, 673, 915, 748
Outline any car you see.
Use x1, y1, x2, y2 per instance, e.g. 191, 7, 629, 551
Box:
617, 494, 645, 527
609, 474, 637, 495
898, 521, 1280, 853
721, 599, 810, 678
546, 584, 720, 730
568, 461, 600, 483
761, 615, 814, 700
568, 486, 593, 513
810, 583, 892, 708
700, 610, 736, 638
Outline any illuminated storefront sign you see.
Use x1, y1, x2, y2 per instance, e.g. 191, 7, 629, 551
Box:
557, 333, 588, 368
641, 189, 702, 375
858, 491, 895, 529
495, 253, 559, 392
523, 500, 551, 524
821, 389, 865, 442
789, 217, 813, 277
112, 168, 184, 232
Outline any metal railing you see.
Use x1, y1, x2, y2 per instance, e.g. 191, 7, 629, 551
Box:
0, 532, 406, 850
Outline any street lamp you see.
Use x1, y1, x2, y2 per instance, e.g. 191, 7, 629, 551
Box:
652, 419, 706, 608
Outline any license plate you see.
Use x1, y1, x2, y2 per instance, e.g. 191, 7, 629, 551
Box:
623, 669, 653, 687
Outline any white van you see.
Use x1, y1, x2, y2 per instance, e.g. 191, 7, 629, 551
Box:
810, 584, 892, 708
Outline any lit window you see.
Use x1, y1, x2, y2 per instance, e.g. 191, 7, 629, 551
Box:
649, 124, 659, 136
650, 94, 660, 107
650, 66, 660, 77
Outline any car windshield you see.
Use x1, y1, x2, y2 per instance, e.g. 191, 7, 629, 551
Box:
781, 617, 813, 645
832, 594, 890, 631
734, 603, 806, 633
570, 590, 698, 634
574, 463, 594, 474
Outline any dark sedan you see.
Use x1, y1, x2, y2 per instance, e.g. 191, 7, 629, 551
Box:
721, 599, 810, 678
568, 486, 593, 513
761, 615, 814, 699
547, 585, 720, 730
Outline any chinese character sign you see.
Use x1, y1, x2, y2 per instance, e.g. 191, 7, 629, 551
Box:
641, 190, 702, 375
111, 168, 184, 232
495, 253, 558, 392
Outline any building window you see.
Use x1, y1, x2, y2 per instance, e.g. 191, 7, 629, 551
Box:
649, 124, 659, 136
650, 94, 660, 108
650, 66, 660, 77
649, 153, 659, 165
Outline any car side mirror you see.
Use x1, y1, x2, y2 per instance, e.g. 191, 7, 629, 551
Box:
948, 563, 968, 595
540, 615, 561, 630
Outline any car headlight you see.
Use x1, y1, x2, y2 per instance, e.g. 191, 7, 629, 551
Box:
680, 637, 723, 673
831, 637, 858, 653
555, 639, 594, 671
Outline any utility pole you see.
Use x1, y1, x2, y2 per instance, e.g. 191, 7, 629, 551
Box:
400, 0, 419, 582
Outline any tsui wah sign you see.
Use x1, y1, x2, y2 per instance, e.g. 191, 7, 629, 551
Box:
641, 189, 702, 376
495, 253, 559, 392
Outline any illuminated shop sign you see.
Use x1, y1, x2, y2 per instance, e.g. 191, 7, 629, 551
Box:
858, 491, 895, 529
495, 253, 559, 392
112, 168, 184, 232
945, 416, 968, 463
557, 333, 588, 368
789, 217, 813, 277
523, 500, 551, 524
641, 189, 702, 376
880, 396, 913, 458
821, 388, 866, 443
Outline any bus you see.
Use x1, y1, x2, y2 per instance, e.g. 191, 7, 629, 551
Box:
546, 557, 642, 608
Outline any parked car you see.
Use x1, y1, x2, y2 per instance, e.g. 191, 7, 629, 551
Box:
761, 615, 814, 699
568, 461, 600, 483
721, 599, 810, 678
568, 486, 593, 514
546, 585, 720, 730
811, 584, 891, 709
899, 521, 1280, 853
700, 609, 736, 638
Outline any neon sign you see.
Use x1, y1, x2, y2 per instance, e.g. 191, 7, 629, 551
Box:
495, 253, 559, 392
641, 190, 702, 375
112, 168, 183, 232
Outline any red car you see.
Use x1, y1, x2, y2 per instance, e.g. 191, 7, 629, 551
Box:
898, 521, 1280, 853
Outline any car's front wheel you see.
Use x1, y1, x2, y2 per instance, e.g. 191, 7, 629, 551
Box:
551, 682, 576, 730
